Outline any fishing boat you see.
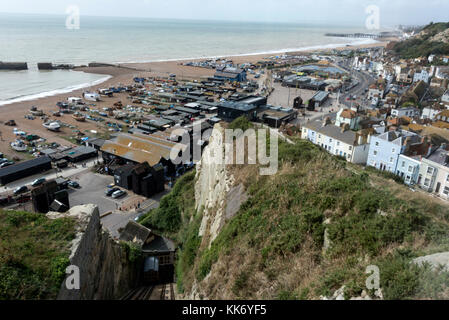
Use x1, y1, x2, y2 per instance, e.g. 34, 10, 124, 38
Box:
30, 106, 44, 117
43, 121, 61, 132
10, 140, 28, 152
72, 112, 86, 122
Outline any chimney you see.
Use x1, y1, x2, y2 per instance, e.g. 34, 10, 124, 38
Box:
426, 145, 433, 158
358, 134, 364, 146
341, 123, 350, 133
322, 116, 331, 127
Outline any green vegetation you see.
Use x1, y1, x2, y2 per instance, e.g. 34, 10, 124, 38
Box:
228, 116, 254, 132
120, 242, 143, 263
138, 134, 449, 299
140, 170, 196, 235
0, 210, 76, 300
393, 22, 449, 58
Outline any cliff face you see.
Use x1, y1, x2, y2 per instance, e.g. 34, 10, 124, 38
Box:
195, 125, 247, 247
48, 205, 141, 300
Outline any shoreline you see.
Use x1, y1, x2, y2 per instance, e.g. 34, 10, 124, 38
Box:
0, 39, 390, 158
0, 37, 387, 106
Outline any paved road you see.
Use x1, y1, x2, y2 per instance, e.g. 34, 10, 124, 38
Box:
0, 159, 99, 195
336, 60, 376, 110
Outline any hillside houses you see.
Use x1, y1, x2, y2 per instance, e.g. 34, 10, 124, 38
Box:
418, 145, 449, 198
301, 117, 371, 164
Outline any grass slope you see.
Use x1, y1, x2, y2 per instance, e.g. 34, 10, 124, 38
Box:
0, 210, 76, 300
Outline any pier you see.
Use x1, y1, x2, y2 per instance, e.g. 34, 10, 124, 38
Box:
325, 32, 398, 39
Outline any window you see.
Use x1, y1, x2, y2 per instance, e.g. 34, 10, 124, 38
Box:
444, 187, 449, 196
337, 141, 340, 146
158, 255, 172, 265
329, 139, 333, 143
373, 151, 378, 156
349, 146, 353, 151
392, 148, 396, 153
375, 142, 379, 146
446, 175, 449, 183
427, 167, 435, 175
424, 178, 431, 187
390, 157, 394, 163
402, 161, 405, 168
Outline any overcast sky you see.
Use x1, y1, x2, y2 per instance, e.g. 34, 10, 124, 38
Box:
0, 0, 447, 26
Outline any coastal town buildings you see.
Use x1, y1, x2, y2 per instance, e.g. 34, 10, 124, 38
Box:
301, 118, 370, 164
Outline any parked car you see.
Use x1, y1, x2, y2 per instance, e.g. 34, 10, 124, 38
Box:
134, 212, 146, 222
67, 181, 80, 188
0, 161, 13, 168
14, 186, 29, 195
111, 190, 127, 199
105, 187, 120, 197
31, 178, 46, 187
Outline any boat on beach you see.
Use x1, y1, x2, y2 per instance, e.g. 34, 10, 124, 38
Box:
30, 106, 44, 117
10, 140, 28, 152
72, 112, 86, 122
43, 121, 61, 132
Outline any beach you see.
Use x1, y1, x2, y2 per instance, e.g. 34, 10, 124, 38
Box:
0, 39, 390, 159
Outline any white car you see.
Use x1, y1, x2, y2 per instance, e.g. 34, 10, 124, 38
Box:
112, 190, 127, 199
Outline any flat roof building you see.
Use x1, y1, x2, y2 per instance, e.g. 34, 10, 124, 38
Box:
0, 156, 52, 185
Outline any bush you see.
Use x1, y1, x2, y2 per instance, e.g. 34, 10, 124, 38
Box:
228, 116, 254, 131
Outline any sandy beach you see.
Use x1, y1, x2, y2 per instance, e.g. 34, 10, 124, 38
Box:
0, 40, 390, 159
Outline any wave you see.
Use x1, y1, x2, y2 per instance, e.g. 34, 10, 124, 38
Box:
0, 74, 112, 106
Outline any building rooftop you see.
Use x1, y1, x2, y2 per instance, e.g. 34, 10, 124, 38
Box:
304, 119, 362, 145
427, 147, 449, 167
100, 132, 185, 166
311, 91, 329, 102
219, 101, 258, 112
0, 156, 51, 179
119, 221, 152, 247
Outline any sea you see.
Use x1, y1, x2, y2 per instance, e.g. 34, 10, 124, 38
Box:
0, 13, 381, 105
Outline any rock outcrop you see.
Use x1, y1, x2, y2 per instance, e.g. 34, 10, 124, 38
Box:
49, 205, 141, 300
413, 252, 449, 272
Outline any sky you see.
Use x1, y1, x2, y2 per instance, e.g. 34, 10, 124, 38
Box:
0, 0, 448, 26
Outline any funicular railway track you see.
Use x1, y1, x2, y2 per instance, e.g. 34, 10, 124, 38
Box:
121, 284, 175, 301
